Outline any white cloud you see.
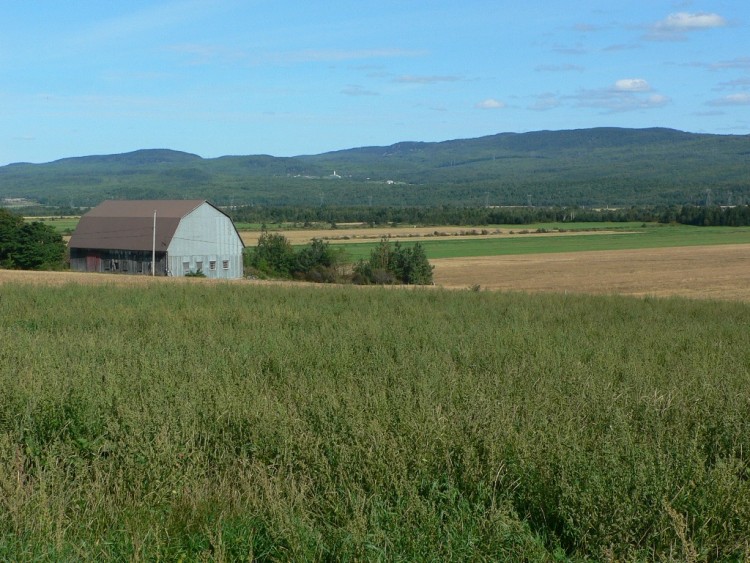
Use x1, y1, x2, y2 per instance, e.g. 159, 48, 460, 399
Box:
658, 12, 727, 31
707, 93, 750, 106
614, 78, 651, 92
571, 86, 670, 113
648, 12, 727, 40
475, 98, 506, 109
646, 94, 670, 105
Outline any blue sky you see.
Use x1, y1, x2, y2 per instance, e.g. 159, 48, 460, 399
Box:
1, 1, 748, 165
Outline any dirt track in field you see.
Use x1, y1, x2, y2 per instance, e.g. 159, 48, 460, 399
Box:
2, 244, 750, 302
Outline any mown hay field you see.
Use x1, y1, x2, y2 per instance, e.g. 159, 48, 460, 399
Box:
1, 280, 750, 560
432, 243, 750, 301
238, 223, 642, 246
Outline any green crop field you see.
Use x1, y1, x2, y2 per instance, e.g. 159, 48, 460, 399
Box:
25, 217, 80, 234
1, 282, 749, 560
333, 224, 750, 261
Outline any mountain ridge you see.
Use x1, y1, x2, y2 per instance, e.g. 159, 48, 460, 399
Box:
1, 127, 748, 207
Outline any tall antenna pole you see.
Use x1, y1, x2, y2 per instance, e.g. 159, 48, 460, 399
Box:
152, 209, 157, 276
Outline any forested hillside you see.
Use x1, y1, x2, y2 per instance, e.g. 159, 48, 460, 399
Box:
1, 128, 748, 207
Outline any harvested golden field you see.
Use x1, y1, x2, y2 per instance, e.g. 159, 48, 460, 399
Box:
431, 243, 750, 301
3, 243, 749, 301
239, 225, 623, 245
241, 225, 493, 245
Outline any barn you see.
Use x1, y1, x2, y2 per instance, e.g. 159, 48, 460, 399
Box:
69, 200, 245, 279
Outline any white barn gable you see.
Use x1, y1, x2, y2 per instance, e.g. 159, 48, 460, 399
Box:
167, 202, 245, 278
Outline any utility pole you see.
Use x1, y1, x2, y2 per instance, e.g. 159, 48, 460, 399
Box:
152, 210, 157, 276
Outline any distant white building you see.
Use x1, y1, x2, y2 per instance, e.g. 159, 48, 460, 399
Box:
69, 200, 245, 279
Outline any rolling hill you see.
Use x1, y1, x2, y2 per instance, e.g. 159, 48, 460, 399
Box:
1, 128, 748, 208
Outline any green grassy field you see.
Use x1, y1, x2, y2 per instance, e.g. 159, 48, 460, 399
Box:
25, 217, 80, 234
332, 224, 750, 261
1, 283, 749, 560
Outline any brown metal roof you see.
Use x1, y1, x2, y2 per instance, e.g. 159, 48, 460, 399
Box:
69, 200, 206, 251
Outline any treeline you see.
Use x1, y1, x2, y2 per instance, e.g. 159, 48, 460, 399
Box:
0, 209, 66, 270
230, 204, 750, 227
662, 204, 750, 226
15, 202, 750, 229
230, 205, 644, 226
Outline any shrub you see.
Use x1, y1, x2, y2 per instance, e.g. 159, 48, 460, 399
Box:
353, 237, 433, 285
184, 268, 206, 278
295, 238, 338, 271
246, 233, 343, 282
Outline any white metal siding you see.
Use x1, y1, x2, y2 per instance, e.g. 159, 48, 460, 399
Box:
166, 203, 244, 279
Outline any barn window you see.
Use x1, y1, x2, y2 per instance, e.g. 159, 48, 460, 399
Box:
196, 261, 203, 272
209, 260, 217, 271
222, 260, 230, 270
183, 261, 190, 273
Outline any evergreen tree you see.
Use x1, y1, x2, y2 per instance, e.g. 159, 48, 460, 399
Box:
353, 237, 433, 285
400, 242, 434, 285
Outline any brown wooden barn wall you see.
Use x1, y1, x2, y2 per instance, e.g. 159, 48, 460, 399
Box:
70, 249, 167, 275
